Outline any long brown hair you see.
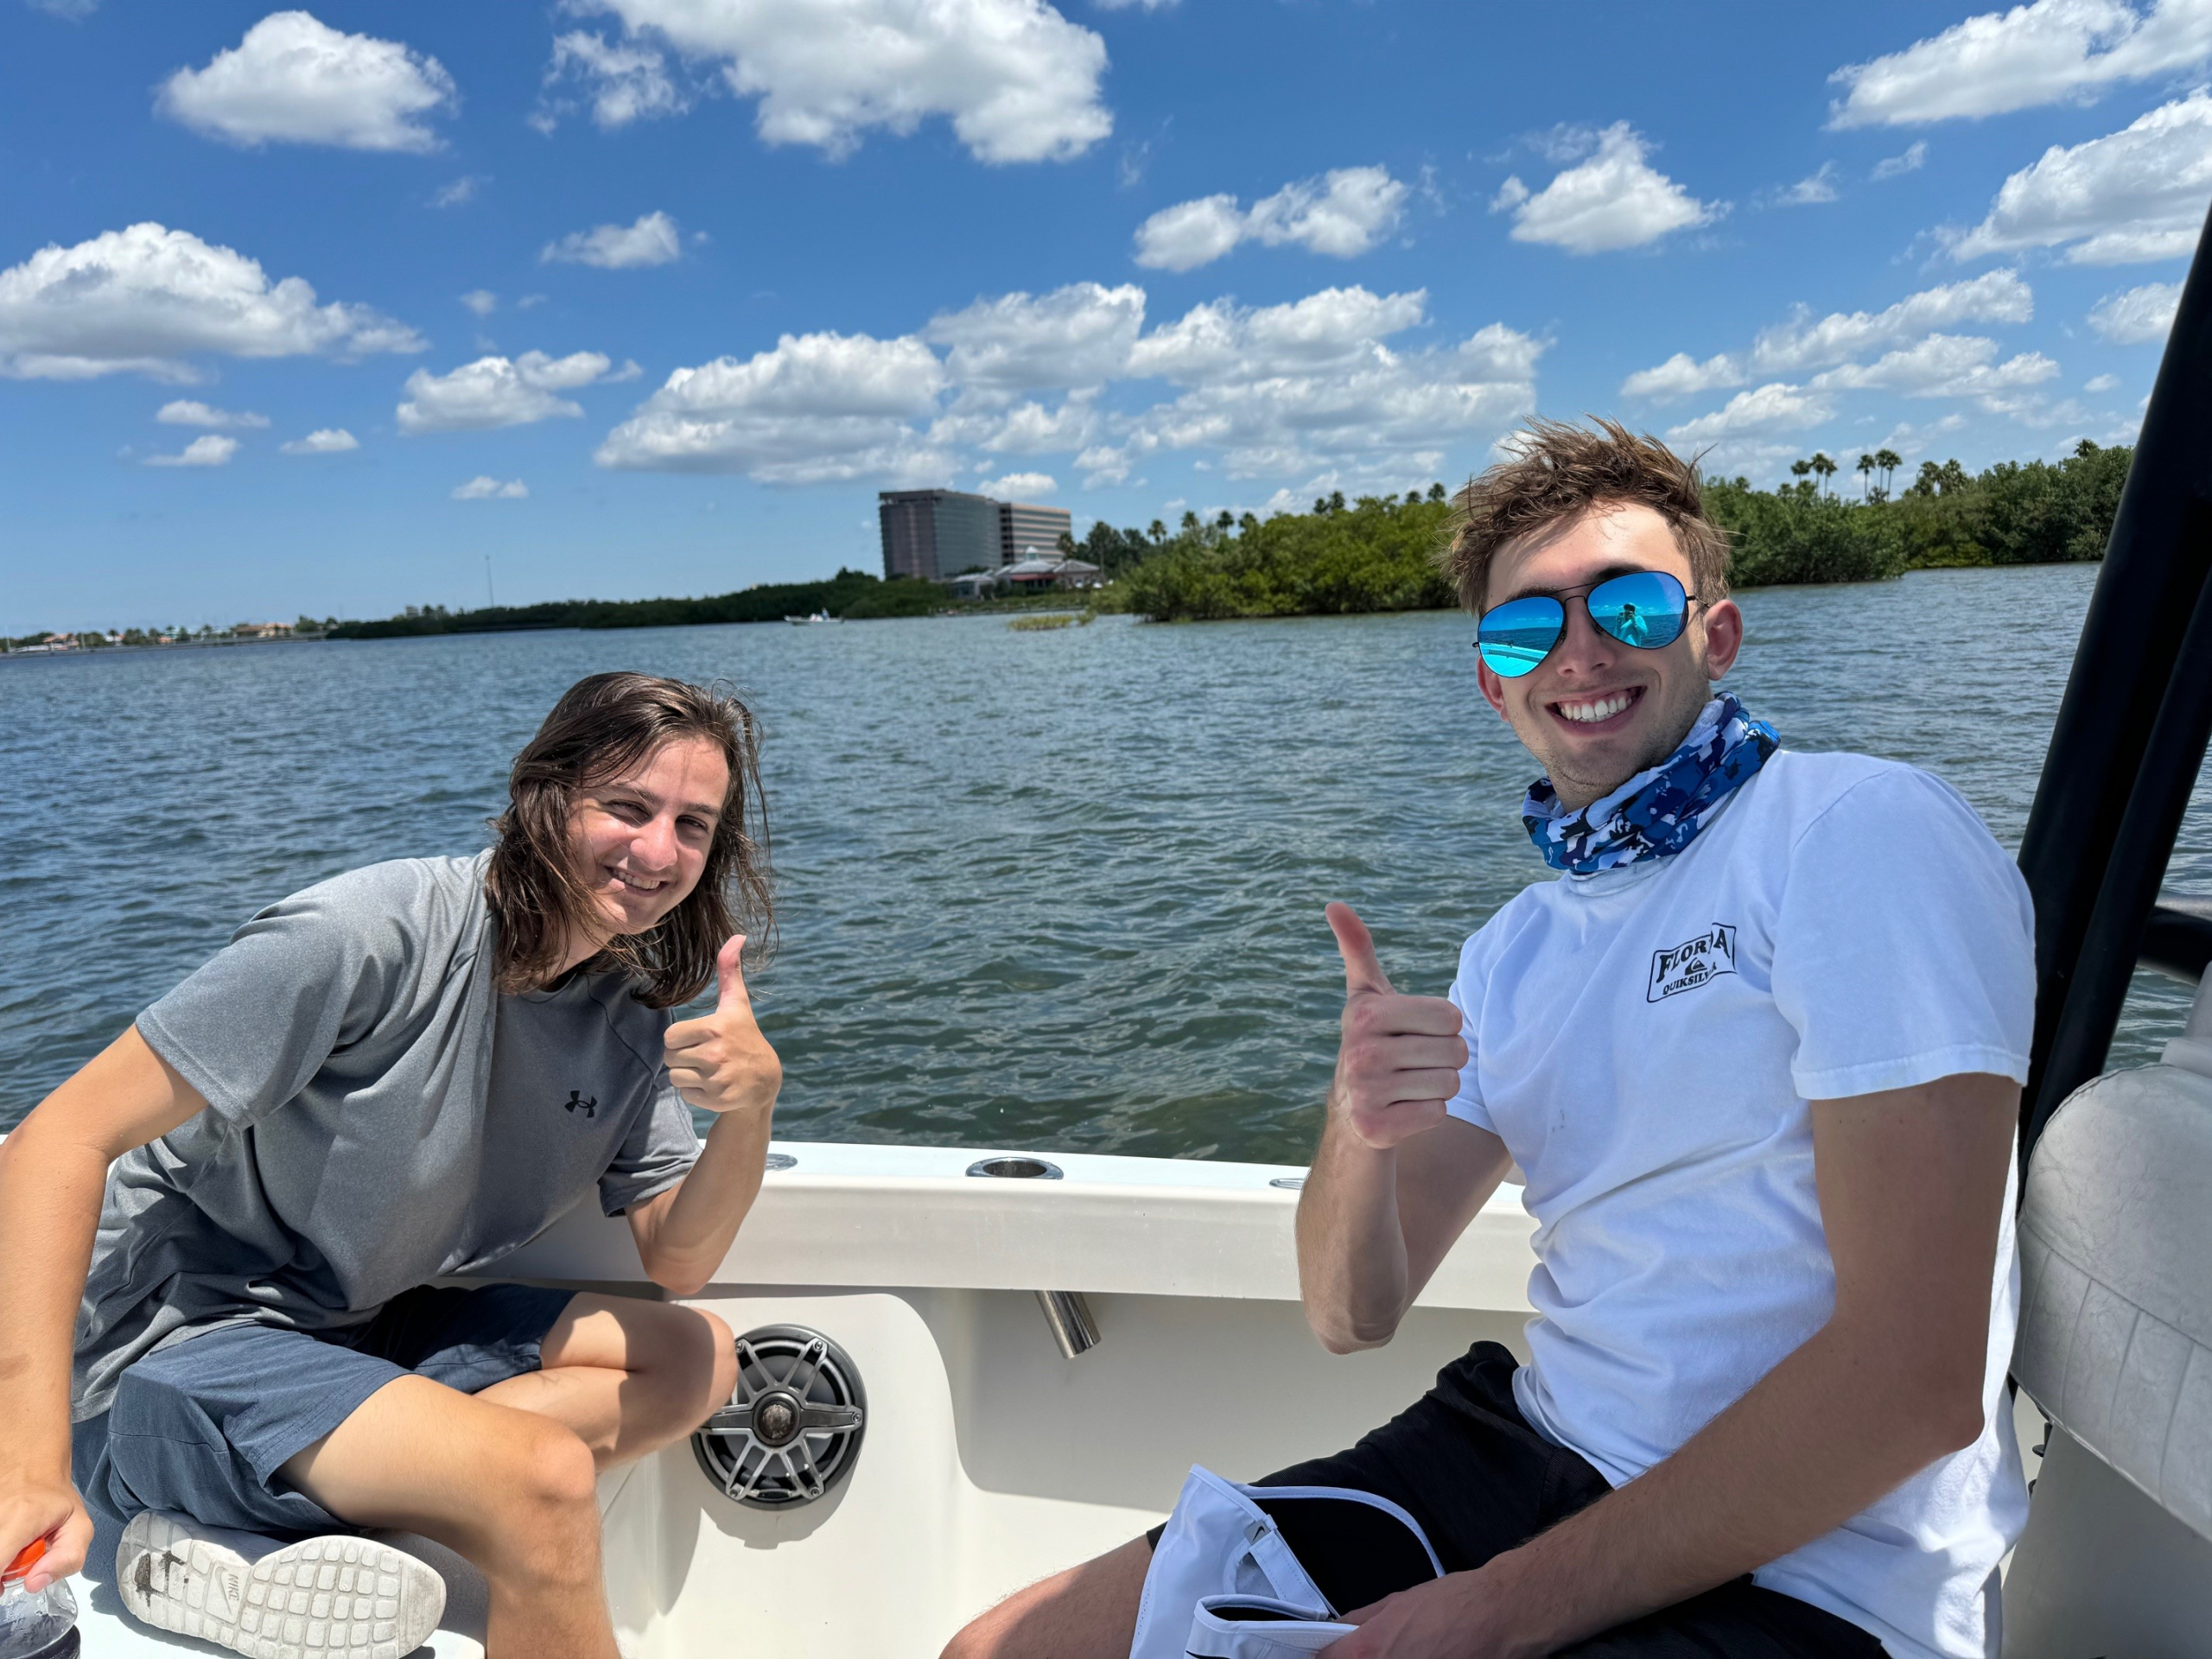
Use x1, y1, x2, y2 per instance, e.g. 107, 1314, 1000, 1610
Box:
486, 672, 772, 1007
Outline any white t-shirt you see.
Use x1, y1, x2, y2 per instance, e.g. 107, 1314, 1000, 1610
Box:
1445, 749, 2034, 1659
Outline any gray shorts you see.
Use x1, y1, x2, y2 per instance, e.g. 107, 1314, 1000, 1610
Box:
73, 1283, 575, 1566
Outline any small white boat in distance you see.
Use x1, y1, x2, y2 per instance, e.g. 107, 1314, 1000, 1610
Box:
783, 611, 838, 625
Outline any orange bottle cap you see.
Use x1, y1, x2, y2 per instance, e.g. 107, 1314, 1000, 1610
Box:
3, 1535, 48, 1585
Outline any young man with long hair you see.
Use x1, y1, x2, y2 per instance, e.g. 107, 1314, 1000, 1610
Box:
948, 423, 2032, 1659
0, 671, 780, 1659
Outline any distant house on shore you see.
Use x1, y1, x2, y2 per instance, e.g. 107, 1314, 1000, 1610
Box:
231, 620, 294, 640
948, 555, 1102, 597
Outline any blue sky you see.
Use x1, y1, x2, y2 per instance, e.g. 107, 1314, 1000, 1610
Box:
3, 0, 2207, 632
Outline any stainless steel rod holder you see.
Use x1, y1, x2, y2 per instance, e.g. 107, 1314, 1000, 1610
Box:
1034, 1289, 1101, 1358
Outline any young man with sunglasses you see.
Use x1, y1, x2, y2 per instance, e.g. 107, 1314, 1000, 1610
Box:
948, 421, 2031, 1659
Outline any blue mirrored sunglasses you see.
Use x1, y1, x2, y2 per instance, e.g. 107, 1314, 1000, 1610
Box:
1474, 569, 1696, 678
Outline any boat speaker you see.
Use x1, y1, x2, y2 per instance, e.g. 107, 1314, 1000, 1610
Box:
692, 1325, 867, 1509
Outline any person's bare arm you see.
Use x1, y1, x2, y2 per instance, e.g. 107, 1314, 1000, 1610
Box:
0, 1027, 209, 1587
625, 937, 781, 1296
1298, 904, 1514, 1354
1323, 1072, 2018, 1659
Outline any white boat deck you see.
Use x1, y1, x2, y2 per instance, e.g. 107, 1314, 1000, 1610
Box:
57, 1138, 2057, 1656
67, 1141, 1537, 1656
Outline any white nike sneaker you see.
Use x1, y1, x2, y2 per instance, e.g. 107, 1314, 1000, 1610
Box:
117, 1510, 446, 1659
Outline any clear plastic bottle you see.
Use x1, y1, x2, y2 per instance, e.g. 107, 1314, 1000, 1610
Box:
0, 1539, 78, 1659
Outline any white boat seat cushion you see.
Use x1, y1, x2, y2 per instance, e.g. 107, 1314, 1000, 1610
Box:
2015, 1064, 2212, 1542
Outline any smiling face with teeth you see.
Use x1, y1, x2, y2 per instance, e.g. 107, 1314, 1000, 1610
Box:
560, 735, 732, 971
1477, 502, 1744, 811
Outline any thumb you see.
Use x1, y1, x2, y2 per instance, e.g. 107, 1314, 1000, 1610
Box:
715, 935, 749, 1012
1325, 902, 1394, 997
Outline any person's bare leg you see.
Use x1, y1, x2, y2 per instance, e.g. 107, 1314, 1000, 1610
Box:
941, 1535, 1152, 1659
283, 1376, 620, 1659
273, 1295, 734, 1658
474, 1293, 737, 1468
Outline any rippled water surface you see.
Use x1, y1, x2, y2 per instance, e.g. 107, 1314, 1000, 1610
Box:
4, 563, 2202, 1159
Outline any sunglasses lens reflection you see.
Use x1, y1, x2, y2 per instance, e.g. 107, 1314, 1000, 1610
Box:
1477, 595, 1565, 678
1586, 570, 1688, 650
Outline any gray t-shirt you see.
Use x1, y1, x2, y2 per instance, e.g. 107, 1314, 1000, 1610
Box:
73, 853, 701, 1421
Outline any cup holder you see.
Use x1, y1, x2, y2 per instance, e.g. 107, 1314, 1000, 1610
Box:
966, 1155, 1064, 1179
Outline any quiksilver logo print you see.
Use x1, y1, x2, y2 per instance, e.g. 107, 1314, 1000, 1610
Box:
1648, 924, 1738, 1001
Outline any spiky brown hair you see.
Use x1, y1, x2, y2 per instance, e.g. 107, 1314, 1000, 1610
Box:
1440, 417, 1732, 613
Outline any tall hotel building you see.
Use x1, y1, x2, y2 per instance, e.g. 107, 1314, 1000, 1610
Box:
880, 491, 1074, 581
1000, 501, 1072, 563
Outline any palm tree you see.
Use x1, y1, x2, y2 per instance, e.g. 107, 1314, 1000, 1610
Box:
1874, 448, 1902, 496
1789, 459, 1814, 488
1856, 454, 1876, 500
1147, 519, 1166, 543
1810, 453, 1837, 496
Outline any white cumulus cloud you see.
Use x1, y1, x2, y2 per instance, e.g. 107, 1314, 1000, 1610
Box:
1666, 383, 1834, 446
0, 222, 423, 381
1491, 123, 1720, 254
281, 427, 359, 454
1621, 270, 2035, 399
1830, 0, 2212, 127
1133, 167, 1410, 270
1949, 92, 2212, 263
2089, 279, 2183, 340
933, 396, 1102, 455
542, 30, 687, 130
156, 399, 268, 429
146, 434, 239, 467
453, 475, 529, 499
1129, 196, 1245, 272
1114, 288, 1541, 482
541, 211, 683, 269
925, 282, 1145, 400
157, 10, 456, 152
398, 351, 626, 434
567, 0, 1111, 163
593, 279, 1541, 493
1619, 353, 1746, 400
1808, 334, 2060, 398
979, 470, 1057, 498
597, 330, 952, 481
1751, 270, 2035, 372
461, 289, 498, 317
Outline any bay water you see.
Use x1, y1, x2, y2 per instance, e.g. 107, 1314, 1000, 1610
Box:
3, 563, 2200, 1162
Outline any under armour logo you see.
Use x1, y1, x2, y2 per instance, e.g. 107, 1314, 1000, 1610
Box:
564, 1090, 598, 1119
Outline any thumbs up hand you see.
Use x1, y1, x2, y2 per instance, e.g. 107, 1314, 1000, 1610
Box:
664, 936, 783, 1117
1325, 903, 1469, 1150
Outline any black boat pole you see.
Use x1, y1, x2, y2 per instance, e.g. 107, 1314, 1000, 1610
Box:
2026, 507, 2212, 1151
2016, 200, 2212, 1151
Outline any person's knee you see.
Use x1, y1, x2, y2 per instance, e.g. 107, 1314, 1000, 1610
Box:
469, 1416, 602, 1583
939, 1538, 1152, 1659
475, 1414, 600, 1535
631, 1303, 734, 1427
696, 1308, 738, 1417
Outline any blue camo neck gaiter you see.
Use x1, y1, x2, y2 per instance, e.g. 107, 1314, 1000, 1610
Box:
1522, 693, 1780, 875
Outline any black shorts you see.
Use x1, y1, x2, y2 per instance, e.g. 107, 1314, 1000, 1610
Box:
1151, 1341, 1881, 1657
